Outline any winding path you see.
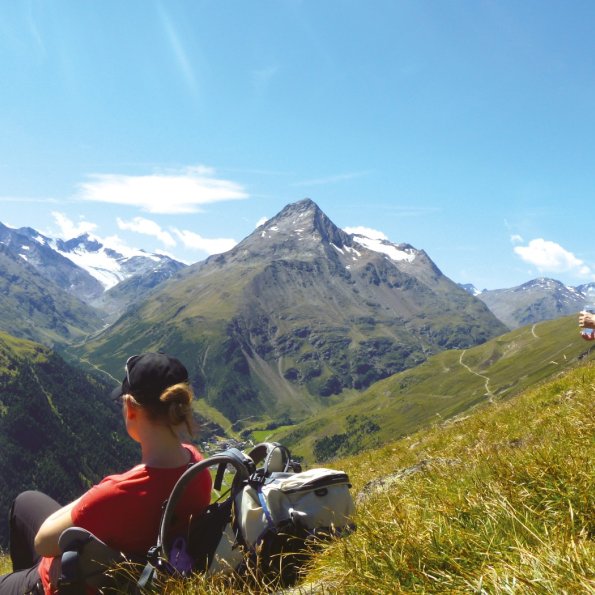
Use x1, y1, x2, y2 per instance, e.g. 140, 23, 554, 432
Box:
459, 350, 494, 400
79, 356, 120, 383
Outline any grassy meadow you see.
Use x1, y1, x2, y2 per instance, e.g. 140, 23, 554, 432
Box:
1, 353, 593, 593
302, 360, 594, 593
273, 314, 594, 463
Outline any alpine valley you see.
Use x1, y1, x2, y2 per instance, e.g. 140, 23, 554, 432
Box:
77, 199, 507, 423
0, 199, 593, 548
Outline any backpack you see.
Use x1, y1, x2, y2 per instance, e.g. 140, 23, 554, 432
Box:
138, 442, 355, 590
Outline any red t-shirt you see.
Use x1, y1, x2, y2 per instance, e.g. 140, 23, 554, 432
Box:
38, 444, 212, 594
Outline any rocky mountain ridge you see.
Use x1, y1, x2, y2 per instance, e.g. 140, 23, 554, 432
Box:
0, 243, 104, 346
0, 221, 186, 328
462, 278, 593, 329
81, 199, 507, 425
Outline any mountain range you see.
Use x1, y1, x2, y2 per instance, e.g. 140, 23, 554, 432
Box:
79, 199, 507, 425
0, 200, 592, 439
0, 221, 186, 344
462, 278, 593, 329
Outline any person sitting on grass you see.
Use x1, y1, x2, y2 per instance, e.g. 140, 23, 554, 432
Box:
0, 352, 212, 595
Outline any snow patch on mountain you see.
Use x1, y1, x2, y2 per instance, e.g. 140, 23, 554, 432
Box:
352, 235, 416, 263
54, 245, 125, 289
51, 233, 174, 290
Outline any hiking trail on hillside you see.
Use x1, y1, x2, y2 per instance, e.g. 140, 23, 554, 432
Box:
458, 350, 494, 401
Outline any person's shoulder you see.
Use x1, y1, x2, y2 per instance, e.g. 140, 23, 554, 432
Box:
98, 464, 147, 485
183, 443, 206, 462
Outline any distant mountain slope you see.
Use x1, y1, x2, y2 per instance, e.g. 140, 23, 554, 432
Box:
0, 244, 105, 346
0, 222, 104, 302
464, 278, 590, 329
54, 232, 185, 292
274, 312, 592, 463
0, 331, 137, 546
90, 258, 187, 322
81, 199, 507, 425
0, 220, 187, 323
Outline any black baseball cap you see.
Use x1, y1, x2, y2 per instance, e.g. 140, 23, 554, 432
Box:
111, 353, 189, 405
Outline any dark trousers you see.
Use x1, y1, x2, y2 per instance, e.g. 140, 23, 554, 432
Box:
0, 491, 61, 594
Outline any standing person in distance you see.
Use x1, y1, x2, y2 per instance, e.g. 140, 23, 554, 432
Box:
0, 353, 212, 595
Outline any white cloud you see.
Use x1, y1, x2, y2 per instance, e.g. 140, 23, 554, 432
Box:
96, 234, 146, 259
173, 228, 237, 255
510, 234, 524, 244
117, 216, 176, 248
343, 226, 388, 241
78, 166, 248, 214
50, 213, 146, 259
52, 211, 97, 239
513, 238, 592, 277
255, 216, 269, 228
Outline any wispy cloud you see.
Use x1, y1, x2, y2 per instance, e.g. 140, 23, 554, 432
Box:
172, 228, 237, 256
293, 171, 372, 187
117, 216, 176, 248
513, 238, 592, 278
78, 165, 248, 214
156, 3, 200, 98
0, 196, 60, 204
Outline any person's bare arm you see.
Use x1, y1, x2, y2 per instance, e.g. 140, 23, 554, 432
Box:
34, 497, 81, 557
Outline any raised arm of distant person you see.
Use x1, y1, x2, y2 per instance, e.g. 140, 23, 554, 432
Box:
578, 310, 595, 340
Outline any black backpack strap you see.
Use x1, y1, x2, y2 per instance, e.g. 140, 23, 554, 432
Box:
159, 449, 252, 564
137, 449, 253, 589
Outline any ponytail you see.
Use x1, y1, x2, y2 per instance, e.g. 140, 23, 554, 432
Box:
127, 382, 196, 436
159, 382, 195, 435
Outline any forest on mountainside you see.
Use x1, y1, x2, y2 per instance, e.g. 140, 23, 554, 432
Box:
0, 335, 136, 546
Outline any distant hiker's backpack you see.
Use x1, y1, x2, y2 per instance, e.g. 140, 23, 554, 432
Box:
139, 442, 355, 589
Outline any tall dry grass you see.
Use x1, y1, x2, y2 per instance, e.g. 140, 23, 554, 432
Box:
305, 362, 595, 593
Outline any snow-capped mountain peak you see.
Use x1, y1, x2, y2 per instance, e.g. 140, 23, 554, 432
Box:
52, 233, 178, 290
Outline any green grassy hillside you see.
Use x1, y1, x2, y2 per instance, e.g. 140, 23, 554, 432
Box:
271, 314, 593, 463
0, 244, 104, 347
1, 360, 592, 592
301, 360, 594, 593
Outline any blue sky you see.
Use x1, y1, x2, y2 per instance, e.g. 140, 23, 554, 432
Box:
2, 0, 595, 290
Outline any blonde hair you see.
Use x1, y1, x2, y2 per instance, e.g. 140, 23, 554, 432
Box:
128, 382, 196, 436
